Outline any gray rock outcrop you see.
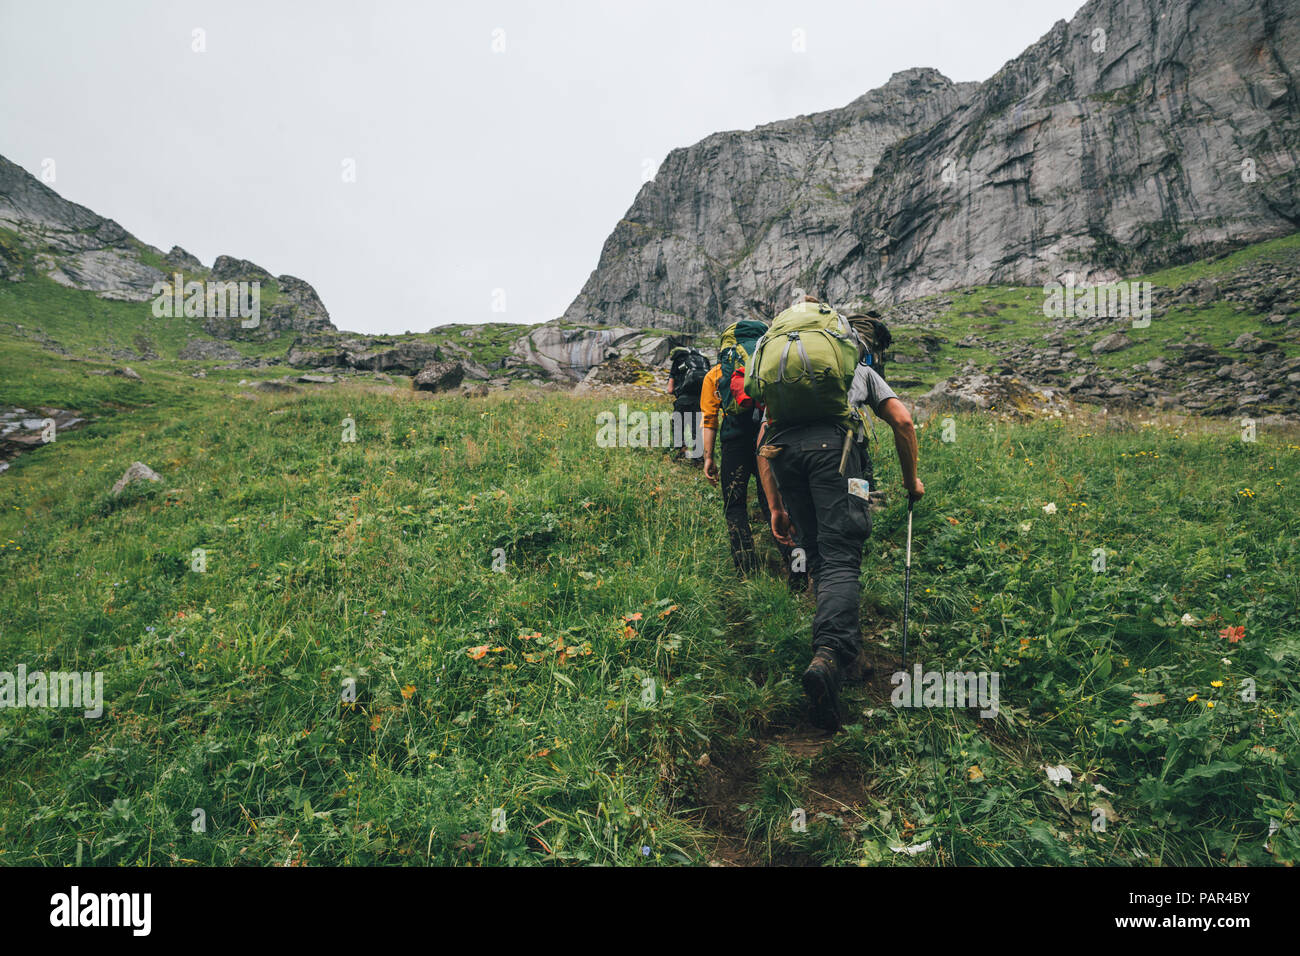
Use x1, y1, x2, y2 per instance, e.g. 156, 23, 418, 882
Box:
0, 156, 165, 302
1091, 332, 1132, 355
413, 361, 465, 392
564, 68, 975, 330
210, 256, 273, 283
178, 338, 243, 361
111, 461, 162, 495
511, 324, 692, 381
164, 246, 203, 272
566, 0, 1300, 330
200, 261, 334, 341
286, 333, 446, 374
1, 406, 87, 471
917, 371, 1069, 418
0, 155, 337, 335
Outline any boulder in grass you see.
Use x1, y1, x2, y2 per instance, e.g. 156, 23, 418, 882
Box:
178, 338, 241, 361
1232, 332, 1278, 354
111, 461, 161, 495
252, 380, 298, 393
89, 366, 143, 380
413, 361, 465, 393
1090, 332, 1132, 355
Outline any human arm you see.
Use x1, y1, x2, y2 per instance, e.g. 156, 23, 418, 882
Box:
702, 426, 718, 484
874, 397, 924, 501
755, 421, 795, 546
699, 366, 723, 483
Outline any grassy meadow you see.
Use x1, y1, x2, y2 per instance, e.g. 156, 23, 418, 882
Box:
1, 344, 1297, 866
884, 233, 1300, 391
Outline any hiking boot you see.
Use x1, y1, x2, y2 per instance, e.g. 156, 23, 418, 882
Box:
788, 571, 809, 593
801, 650, 842, 733
843, 647, 874, 685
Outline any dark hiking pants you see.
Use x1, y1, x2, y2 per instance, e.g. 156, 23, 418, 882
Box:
768, 422, 872, 667
720, 432, 795, 575
673, 395, 701, 457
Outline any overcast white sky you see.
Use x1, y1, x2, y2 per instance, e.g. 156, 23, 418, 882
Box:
0, 0, 1085, 334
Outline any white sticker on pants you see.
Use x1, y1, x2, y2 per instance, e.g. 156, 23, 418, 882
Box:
848, 477, 871, 501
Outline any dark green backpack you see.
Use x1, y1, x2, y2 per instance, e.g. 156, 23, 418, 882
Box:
717, 318, 767, 440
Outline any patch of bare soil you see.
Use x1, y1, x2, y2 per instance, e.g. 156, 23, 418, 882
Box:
687, 613, 898, 866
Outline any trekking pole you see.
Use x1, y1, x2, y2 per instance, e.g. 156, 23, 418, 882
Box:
901, 497, 914, 671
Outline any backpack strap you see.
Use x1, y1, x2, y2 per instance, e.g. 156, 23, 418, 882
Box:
777, 334, 795, 382
776, 332, 815, 384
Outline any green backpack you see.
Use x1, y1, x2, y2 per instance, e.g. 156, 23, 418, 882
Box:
745, 301, 859, 424
717, 319, 768, 440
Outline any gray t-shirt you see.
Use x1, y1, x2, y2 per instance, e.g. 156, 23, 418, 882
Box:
847, 364, 898, 418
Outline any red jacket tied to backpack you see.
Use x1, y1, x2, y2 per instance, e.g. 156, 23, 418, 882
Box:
729, 367, 757, 410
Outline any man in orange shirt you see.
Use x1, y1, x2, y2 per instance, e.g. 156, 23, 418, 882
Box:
698, 363, 725, 477
700, 354, 805, 589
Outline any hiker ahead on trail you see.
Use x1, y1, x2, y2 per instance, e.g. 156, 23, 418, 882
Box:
748, 296, 923, 733
699, 321, 804, 587
667, 346, 709, 462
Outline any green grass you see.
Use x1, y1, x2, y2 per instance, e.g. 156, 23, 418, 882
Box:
1, 232, 1298, 867
129, 240, 170, 274
1090, 301, 1300, 371
1, 346, 1297, 865
1144, 232, 1300, 287
0, 267, 302, 363
0, 265, 533, 378
0, 273, 196, 360
881, 233, 1300, 391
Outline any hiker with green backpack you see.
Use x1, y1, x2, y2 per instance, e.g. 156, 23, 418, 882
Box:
700, 319, 805, 587
748, 296, 923, 732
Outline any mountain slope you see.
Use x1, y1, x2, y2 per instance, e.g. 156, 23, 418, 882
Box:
0, 155, 335, 341
1, 350, 1297, 866
566, 0, 1300, 331
564, 68, 976, 331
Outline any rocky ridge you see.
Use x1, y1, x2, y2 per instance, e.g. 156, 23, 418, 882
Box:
0, 155, 334, 340
565, 0, 1300, 330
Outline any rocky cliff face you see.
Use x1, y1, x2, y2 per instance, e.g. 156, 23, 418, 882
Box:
566, 0, 1300, 331
564, 68, 976, 332
0, 155, 163, 301
0, 155, 335, 338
